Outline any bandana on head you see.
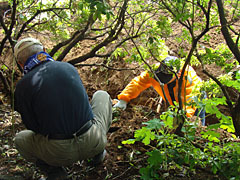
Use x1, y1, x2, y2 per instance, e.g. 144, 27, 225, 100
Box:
23, 51, 54, 74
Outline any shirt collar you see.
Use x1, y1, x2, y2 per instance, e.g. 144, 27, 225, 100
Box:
23, 51, 54, 74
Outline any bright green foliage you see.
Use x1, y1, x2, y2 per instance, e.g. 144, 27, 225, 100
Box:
159, 104, 188, 129
112, 47, 129, 60
222, 71, 240, 92
86, 0, 113, 20
134, 127, 156, 145
197, 44, 236, 73
126, 37, 169, 68
122, 127, 155, 146
142, 118, 164, 130
201, 130, 221, 143
12, 0, 112, 42
203, 97, 234, 132
123, 116, 240, 179
193, 71, 240, 134
156, 16, 173, 37
2, 0, 240, 178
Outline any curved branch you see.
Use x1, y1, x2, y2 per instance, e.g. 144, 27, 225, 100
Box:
216, 0, 240, 64
202, 69, 233, 110
16, 7, 69, 40
95, 34, 141, 58
67, 28, 121, 64
160, 0, 192, 33
67, 0, 128, 64
0, 0, 16, 49
8, 0, 16, 47
56, 13, 95, 61
175, 0, 212, 134
49, 30, 81, 57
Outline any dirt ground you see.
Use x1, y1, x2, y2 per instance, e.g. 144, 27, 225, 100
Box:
0, 17, 238, 180
0, 49, 237, 180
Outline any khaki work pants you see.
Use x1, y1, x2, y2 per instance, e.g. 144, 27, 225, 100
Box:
14, 90, 112, 166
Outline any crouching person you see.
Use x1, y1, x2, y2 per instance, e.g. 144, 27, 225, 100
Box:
13, 37, 112, 180
114, 56, 206, 125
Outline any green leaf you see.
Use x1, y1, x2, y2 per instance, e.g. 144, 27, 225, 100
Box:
78, 2, 83, 10
140, 167, 154, 180
201, 130, 220, 142
205, 47, 212, 54
207, 123, 221, 130
122, 139, 136, 145
1, 65, 8, 71
147, 150, 163, 166
135, 127, 155, 145
142, 118, 164, 130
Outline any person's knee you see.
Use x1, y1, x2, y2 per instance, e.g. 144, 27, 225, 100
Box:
93, 90, 109, 98
14, 130, 38, 163
14, 130, 34, 149
93, 90, 112, 103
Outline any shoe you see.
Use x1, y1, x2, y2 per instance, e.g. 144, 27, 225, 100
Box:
46, 167, 68, 180
36, 159, 68, 180
91, 149, 107, 166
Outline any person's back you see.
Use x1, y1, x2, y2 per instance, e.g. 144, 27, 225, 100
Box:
13, 37, 113, 180
14, 60, 93, 136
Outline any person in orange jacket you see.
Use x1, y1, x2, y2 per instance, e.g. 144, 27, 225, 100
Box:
114, 56, 206, 125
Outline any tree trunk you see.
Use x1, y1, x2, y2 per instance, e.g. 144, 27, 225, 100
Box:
232, 96, 240, 137
216, 0, 240, 64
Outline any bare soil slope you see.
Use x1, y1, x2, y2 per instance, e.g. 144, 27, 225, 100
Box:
0, 24, 238, 180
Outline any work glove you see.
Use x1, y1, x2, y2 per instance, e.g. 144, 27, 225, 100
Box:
113, 99, 127, 110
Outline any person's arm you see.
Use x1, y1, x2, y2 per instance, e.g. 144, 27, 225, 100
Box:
118, 71, 153, 102
114, 71, 153, 109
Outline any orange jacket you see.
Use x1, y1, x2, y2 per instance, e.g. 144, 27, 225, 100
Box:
117, 66, 202, 117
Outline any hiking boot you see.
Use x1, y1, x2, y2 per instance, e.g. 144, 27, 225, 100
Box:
36, 159, 68, 180
91, 149, 107, 166
46, 167, 68, 180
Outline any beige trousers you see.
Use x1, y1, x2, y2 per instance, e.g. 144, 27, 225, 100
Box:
14, 90, 112, 166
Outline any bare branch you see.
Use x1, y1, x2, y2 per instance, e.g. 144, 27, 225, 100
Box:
67, 0, 129, 64
49, 30, 81, 57
202, 69, 233, 110
160, 0, 192, 33
56, 13, 95, 61
95, 33, 141, 58
75, 63, 137, 71
16, 7, 69, 40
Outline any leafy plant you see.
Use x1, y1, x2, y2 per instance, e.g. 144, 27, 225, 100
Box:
123, 113, 240, 179
1, 0, 240, 178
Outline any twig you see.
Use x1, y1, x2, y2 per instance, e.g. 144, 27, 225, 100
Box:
75, 63, 137, 71
68, 0, 128, 64
0, 70, 10, 95
203, 69, 233, 110
111, 166, 132, 180
123, 26, 171, 106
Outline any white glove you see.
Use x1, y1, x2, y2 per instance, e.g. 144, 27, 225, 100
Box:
113, 99, 127, 110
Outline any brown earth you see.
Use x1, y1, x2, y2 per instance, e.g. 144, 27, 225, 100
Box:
0, 19, 238, 180
0, 49, 236, 180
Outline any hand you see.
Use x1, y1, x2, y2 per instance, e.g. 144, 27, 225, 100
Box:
113, 99, 127, 110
